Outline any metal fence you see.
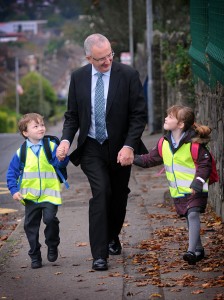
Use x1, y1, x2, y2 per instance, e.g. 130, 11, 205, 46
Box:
189, 0, 224, 87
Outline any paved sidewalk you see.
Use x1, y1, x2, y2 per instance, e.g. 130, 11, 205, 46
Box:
0, 132, 223, 300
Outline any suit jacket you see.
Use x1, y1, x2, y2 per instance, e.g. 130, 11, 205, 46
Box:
62, 61, 148, 166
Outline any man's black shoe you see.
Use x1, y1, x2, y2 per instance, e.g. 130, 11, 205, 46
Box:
92, 258, 108, 271
31, 259, 42, 269
47, 247, 58, 262
108, 239, 122, 255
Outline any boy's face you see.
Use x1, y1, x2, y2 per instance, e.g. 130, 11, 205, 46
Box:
23, 119, 46, 144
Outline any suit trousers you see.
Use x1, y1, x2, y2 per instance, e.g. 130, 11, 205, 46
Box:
24, 201, 60, 259
80, 137, 131, 259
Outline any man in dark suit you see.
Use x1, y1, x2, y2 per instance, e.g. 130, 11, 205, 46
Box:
57, 33, 147, 271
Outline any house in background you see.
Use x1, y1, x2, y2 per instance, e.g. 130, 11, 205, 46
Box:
0, 20, 47, 36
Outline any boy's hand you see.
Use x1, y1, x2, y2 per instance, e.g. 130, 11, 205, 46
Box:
56, 141, 69, 161
13, 192, 23, 201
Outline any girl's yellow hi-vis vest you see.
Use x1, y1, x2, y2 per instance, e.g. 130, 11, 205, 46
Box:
162, 140, 208, 198
17, 142, 61, 205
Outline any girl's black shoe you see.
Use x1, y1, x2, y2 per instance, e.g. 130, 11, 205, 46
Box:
183, 251, 197, 265
195, 248, 205, 262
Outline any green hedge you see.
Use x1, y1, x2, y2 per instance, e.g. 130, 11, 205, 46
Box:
7, 116, 17, 133
0, 112, 17, 133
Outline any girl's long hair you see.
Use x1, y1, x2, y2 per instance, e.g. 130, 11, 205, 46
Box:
167, 105, 211, 140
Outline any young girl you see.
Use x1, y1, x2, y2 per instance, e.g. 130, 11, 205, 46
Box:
134, 105, 212, 265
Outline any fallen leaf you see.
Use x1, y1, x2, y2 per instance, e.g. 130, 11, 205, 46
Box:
0, 235, 8, 241
75, 242, 88, 247
202, 267, 213, 272
123, 222, 130, 227
149, 293, 162, 299
108, 272, 122, 277
191, 290, 204, 295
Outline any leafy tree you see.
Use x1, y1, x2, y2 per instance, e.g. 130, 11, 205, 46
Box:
19, 72, 57, 117
63, 0, 146, 56
153, 0, 189, 32
0, 0, 16, 21
56, 0, 81, 19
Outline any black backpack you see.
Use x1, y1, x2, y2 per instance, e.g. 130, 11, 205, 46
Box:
19, 135, 69, 189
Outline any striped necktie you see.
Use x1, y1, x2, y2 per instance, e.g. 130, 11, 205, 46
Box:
95, 72, 106, 144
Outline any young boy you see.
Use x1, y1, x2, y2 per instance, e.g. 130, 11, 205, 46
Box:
7, 113, 69, 269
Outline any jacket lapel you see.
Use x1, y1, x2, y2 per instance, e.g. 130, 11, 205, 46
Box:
106, 62, 121, 115
82, 64, 92, 119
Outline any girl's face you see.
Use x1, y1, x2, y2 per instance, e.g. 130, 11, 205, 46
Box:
22, 119, 46, 144
164, 113, 184, 132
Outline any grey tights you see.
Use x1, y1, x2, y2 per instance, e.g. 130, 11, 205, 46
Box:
186, 209, 203, 253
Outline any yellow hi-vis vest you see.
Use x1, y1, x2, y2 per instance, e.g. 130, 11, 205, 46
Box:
162, 140, 209, 198
17, 142, 61, 205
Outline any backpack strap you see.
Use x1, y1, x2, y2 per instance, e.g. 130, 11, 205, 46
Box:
43, 136, 53, 162
20, 141, 27, 168
191, 142, 199, 163
18, 140, 27, 188
54, 167, 69, 189
158, 137, 164, 157
156, 137, 165, 176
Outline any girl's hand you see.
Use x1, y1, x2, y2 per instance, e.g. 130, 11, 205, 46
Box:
13, 192, 23, 201
191, 189, 196, 195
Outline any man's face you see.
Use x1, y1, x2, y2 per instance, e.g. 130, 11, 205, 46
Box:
86, 41, 113, 73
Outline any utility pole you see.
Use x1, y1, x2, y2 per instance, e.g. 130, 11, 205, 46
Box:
128, 0, 134, 66
146, 0, 154, 134
15, 56, 19, 116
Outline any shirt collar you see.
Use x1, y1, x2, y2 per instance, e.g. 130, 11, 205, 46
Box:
92, 65, 111, 77
171, 132, 185, 148
26, 139, 43, 148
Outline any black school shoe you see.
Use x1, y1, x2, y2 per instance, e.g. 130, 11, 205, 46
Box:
196, 249, 205, 262
31, 257, 42, 269
92, 258, 108, 271
183, 251, 197, 265
47, 247, 58, 262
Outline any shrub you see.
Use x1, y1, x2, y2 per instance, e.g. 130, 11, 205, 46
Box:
0, 111, 8, 133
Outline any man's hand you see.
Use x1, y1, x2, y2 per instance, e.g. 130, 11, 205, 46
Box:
117, 147, 134, 166
56, 141, 70, 161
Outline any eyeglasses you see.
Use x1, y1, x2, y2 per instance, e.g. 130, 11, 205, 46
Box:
91, 51, 115, 63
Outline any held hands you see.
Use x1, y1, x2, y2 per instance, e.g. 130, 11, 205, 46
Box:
117, 147, 134, 166
56, 141, 69, 161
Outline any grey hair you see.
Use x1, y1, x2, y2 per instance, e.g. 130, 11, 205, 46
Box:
84, 33, 110, 56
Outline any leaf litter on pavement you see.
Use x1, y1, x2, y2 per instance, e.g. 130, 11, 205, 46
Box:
124, 202, 224, 298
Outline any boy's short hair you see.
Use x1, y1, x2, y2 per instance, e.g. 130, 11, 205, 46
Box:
18, 113, 44, 138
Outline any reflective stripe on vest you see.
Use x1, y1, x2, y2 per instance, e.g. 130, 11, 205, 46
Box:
17, 142, 61, 205
22, 171, 57, 179
162, 140, 208, 198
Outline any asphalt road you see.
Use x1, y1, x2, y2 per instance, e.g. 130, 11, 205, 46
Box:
0, 133, 24, 210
